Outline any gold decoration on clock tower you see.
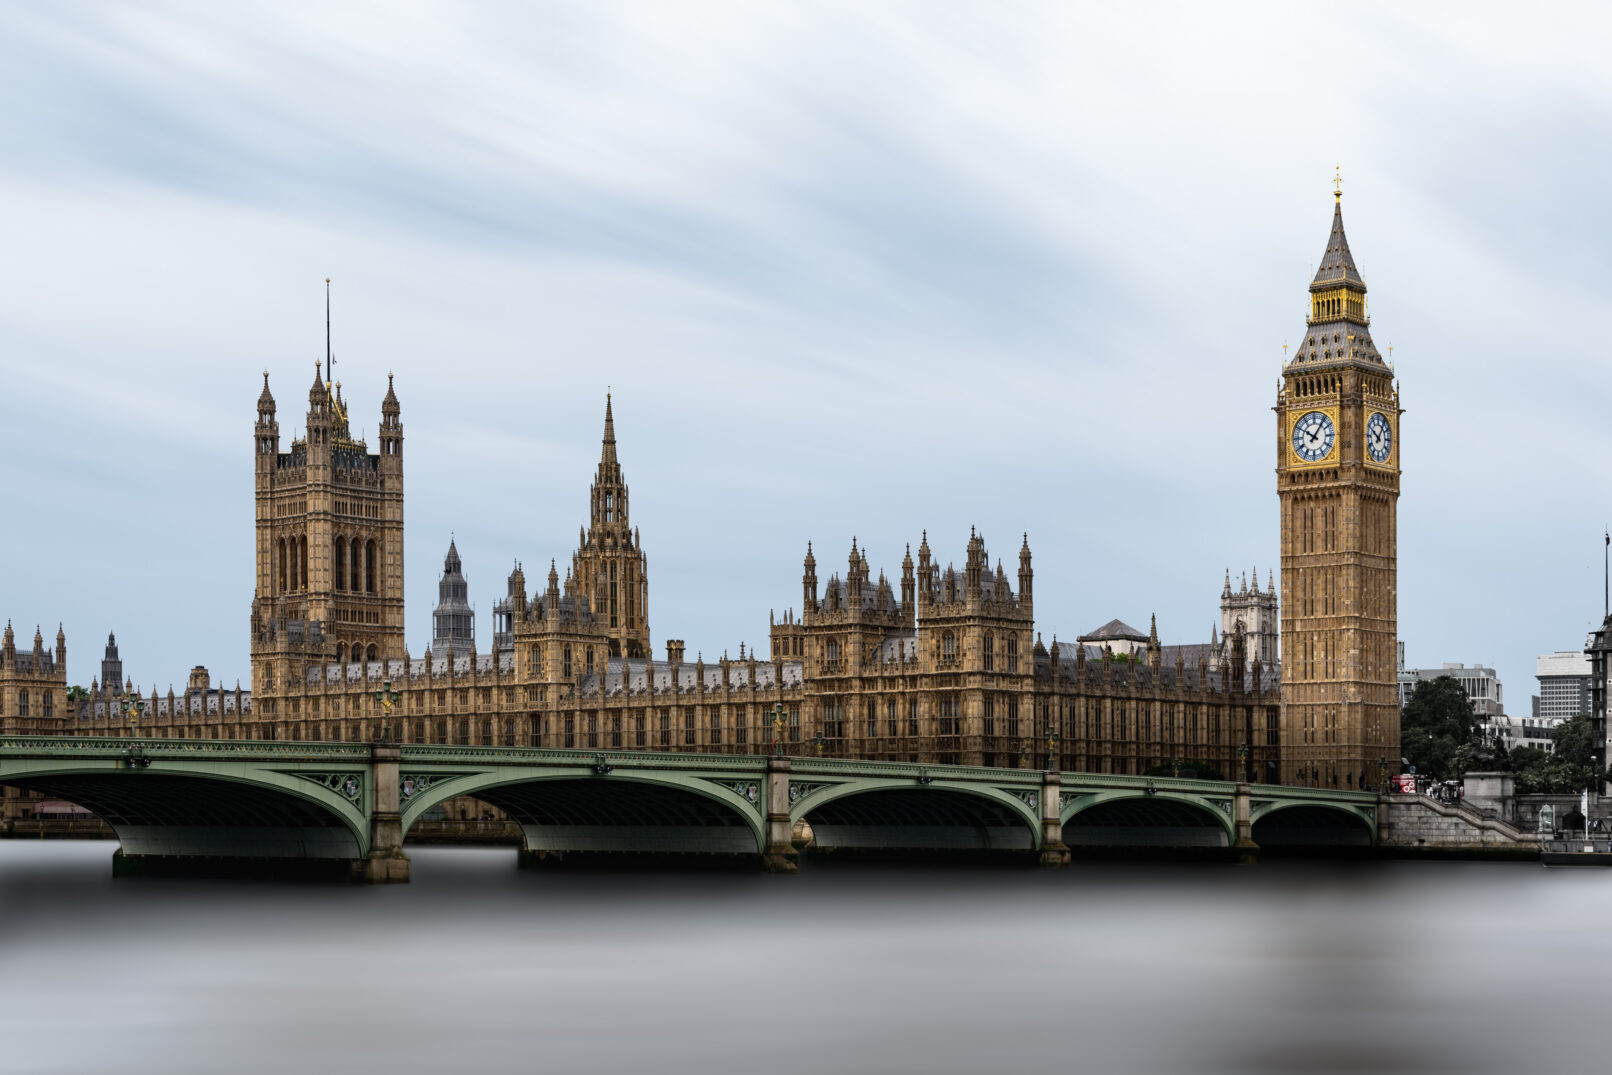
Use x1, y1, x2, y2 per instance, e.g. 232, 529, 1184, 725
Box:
1277, 183, 1401, 790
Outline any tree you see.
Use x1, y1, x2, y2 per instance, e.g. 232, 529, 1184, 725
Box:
1400, 676, 1478, 780
1513, 715, 1600, 794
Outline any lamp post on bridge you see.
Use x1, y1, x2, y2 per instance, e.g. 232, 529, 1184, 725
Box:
121, 694, 149, 769
1045, 726, 1060, 772
770, 703, 786, 757
375, 680, 399, 744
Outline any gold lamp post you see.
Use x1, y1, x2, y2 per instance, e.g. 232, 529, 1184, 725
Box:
770, 703, 786, 757
121, 694, 149, 769
375, 680, 399, 744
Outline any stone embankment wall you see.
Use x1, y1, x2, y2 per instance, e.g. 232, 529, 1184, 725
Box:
1378, 794, 1535, 853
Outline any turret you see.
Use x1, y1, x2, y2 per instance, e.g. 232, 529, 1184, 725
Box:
803, 542, 818, 611
847, 538, 862, 603
255, 371, 279, 467
965, 527, 983, 600
916, 532, 933, 607
1017, 533, 1033, 607
54, 624, 66, 669
901, 544, 915, 613
379, 373, 402, 461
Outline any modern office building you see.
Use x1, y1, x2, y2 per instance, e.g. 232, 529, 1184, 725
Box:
1397, 661, 1503, 720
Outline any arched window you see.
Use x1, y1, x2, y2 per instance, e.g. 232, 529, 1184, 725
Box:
336, 643, 347, 664
351, 540, 361, 593
1006, 634, 1019, 672
278, 538, 287, 593
942, 632, 956, 662
563, 646, 573, 678
366, 643, 378, 662
299, 535, 308, 590
17, 690, 28, 717
335, 537, 346, 591
586, 648, 595, 674
983, 633, 994, 672
365, 540, 377, 593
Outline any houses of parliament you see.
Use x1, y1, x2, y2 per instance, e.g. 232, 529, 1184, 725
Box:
0, 189, 1401, 796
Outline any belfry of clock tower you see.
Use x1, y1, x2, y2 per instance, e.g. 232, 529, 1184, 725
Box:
1276, 182, 1401, 791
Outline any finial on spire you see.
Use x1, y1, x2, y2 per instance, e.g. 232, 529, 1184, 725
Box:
1333, 164, 1342, 202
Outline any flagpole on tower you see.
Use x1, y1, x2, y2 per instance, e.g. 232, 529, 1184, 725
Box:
325, 278, 333, 386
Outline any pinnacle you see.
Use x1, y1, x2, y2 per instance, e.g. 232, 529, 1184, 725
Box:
600, 393, 617, 464
1311, 195, 1364, 290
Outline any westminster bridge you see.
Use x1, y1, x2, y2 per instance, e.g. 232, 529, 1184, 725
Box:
0, 737, 1382, 881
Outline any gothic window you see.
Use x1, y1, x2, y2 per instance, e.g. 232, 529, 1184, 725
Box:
788, 703, 801, 742
825, 640, 840, 671
42, 692, 52, 718
942, 632, 956, 663
735, 706, 747, 746
17, 691, 27, 717
709, 707, 721, 745
1006, 635, 1018, 672
684, 707, 695, 746
366, 644, 377, 662
336, 643, 347, 664
278, 538, 287, 592
908, 699, 918, 736
564, 715, 575, 748
587, 714, 598, 748
437, 719, 447, 742
365, 540, 377, 593
335, 537, 346, 591
635, 714, 646, 748
299, 536, 308, 590
586, 649, 595, 675
563, 646, 572, 679
659, 708, 670, 747
983, 633, 994, 672
351, 541, 361, 593
610, 714, 622, 748
459, 718, 470, 742
886, 699, 897, 737
865, 700, 876, 738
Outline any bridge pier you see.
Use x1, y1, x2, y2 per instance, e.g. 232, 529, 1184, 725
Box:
1233, 782, 1259, 864
357, 742, 410, 883
1039, 770, 1070, 867
760, 757, 798, 873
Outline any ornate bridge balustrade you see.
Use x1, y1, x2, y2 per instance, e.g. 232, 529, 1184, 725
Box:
0, 737, 1378, 881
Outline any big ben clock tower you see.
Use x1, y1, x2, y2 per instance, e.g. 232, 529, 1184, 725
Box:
1277, 177, 1401, 790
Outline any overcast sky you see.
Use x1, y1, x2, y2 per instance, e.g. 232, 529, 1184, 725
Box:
2, 2, 1609, 706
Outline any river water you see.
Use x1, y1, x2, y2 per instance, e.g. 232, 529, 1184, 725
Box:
0, 842, 1602, 1074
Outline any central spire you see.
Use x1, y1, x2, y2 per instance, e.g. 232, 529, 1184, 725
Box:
601, 392, 616, 465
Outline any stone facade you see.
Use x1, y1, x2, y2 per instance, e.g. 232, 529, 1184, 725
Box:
5, 190, 1401, 797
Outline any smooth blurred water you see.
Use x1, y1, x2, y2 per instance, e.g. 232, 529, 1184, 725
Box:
0, 842, 1603, 1074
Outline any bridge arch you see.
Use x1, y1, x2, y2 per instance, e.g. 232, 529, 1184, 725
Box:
1062, 791, 1233, 848
790, 780, 1041, 852
1251, 802, 1374, 848
0, 760, 369, 860
400, 769, 765, 855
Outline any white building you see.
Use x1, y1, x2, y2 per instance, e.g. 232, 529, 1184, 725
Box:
1397, 661, 1503, 720
1535, 651, 1592, 721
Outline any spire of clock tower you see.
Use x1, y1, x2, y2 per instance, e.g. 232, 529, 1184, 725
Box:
1287, 180, 1387, 373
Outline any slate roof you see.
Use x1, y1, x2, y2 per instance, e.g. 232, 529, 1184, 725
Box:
1078, 619, 1147, 643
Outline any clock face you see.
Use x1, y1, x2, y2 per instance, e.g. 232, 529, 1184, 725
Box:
1291, 410, 1335, 463
1367, 412, 1393, 463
